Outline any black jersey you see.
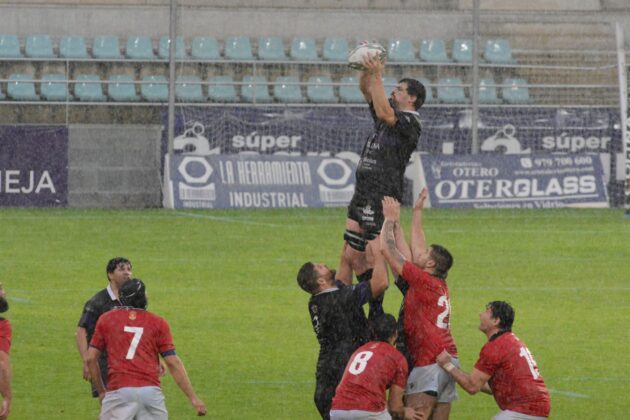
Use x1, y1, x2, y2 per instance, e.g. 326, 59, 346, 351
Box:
354, 103, 422, 201
78, 286, 122, 340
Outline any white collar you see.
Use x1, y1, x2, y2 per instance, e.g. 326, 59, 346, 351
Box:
402, 109, 420, 116
315, 286, 339, 296
106, 284, 117, 301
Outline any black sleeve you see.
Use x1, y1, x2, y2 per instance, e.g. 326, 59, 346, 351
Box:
77, 298, 99, 332
349, 281, 371, 307
393, 110, 421, 143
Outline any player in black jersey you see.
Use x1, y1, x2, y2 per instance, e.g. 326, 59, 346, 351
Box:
297, 238, 390, 419
341, 50, 426, 318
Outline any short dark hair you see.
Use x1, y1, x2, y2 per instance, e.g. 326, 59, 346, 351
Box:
106, 257, 132, 275
430, 244, 453, 279
370, 313, 398, 342
297, 262, 319, 295
119, 278, 148, 309
487, 301, 515, 331
400, 78, 426, 109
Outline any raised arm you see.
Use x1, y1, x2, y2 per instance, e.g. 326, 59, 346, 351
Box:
410, 188, 428, 263
436, 350, 491, 395
394, 220, 412, 261
163, 355, 207, 416
362, 53, 396, 127
0, 351, 11, 420
366, 238, 389, 299
380, 197, 407, 277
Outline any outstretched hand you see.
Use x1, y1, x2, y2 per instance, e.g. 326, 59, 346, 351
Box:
361, 51, 385, 74
413, 187, 428, 211
382, 196, 400, 222
404, 406, 426, 420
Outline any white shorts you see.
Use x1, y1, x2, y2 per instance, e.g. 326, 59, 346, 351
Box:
493, 410, 547, 420
405, 359, 460, 403
330, 409, 391, 419
100, 386, 168, 420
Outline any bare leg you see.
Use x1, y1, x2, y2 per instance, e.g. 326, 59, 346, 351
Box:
429, 402, 451, 420
343, 218, 368, 279
406, 393, 437, 420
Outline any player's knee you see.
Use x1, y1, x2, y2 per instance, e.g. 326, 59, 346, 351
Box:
344, 230, 366, 252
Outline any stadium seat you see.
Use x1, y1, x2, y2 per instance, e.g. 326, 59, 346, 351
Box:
107, 74, 139, 102
290, 37, 318, 61
338, 76, 364, 103
41, 74, 71, 101
140, 75, 168, 102
437, 78, 469, 104
478, 78, 502, 104
224, 36, 253, 60
92, 36, 122, 59
176, 75, 205, 102
0, 34, 22, 58
59, 36, 88, 59
502, 78, 531, 104
126, 36, 154, 59
0, 86, 4, 100
323, 37, 349, 61
257, 37, 286, 61
417, 77, 435, 104
7, 74, 39, 101
25, 35, 55, 58
241, 76, 273, 103
307, 76, 338, 103
208, 76, 238, 102
419, 39, 450, 63
158, 36, 186, 60
273, 76, 304, 103
388, 38, 416, 62
74, 74, 106, 102
484, 39, 515, 64
452, 39, 473, 63
191, 36, 221, 60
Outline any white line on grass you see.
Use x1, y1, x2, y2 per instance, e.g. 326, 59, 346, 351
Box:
174, 211, 282, 227
8, 296, 32, 304
548, 388, 590, 399
457, 287, 630, 292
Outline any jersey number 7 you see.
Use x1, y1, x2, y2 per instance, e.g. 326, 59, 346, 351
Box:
124, 326, 144, 360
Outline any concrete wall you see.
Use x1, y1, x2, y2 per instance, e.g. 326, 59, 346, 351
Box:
68, 124, 162, 208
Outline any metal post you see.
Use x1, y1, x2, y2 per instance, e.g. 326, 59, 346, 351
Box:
615, 23, 630, 215
471, 0, 480, 154
167, 0, 177, 158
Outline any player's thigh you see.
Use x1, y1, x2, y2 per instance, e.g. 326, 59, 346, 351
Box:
405, 392, 436, 418
135, 386, 168, 420
431, 402, 452, 420
100, 388, 139, 420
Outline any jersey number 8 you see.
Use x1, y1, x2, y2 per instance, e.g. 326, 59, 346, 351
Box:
348, 351, 374, 375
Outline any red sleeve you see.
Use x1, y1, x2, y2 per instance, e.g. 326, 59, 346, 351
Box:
474, 341, 499, 377
156, 317, 175, 354
402, 261, 424, 287
89, 316, 107, 351
0, 320, 11, 354
391, 351, 408, 388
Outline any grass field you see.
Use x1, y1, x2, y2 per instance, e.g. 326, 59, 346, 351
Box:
0, 207, 629, 419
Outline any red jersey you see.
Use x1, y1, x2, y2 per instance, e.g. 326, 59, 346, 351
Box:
475, 331, 551, 417
90, 308, 175, 391
401, 261, 457, 366
331, 341, 408, 413
0, 319, 11, 354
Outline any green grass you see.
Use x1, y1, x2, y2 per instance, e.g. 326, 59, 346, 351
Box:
1, 208, 629, 419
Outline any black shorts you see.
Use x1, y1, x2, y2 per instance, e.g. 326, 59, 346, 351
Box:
347, 193, 383, 238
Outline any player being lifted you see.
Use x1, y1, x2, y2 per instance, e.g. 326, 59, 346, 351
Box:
341, 45, 426, 318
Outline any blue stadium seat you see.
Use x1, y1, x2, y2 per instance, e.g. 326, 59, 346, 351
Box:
419, 39, 450, 63
41, 74, 71, 101
158, 36, 186, 60
338, 76, 364, 103
74, 74, 106, 102
307, 76, 338, 103
92, 36, 122, 59
417, 77, 435, 104
323, 37, 349, 61
0, 35, 22, 58
208, 76, 238, 102
107, 74, 139, 102
59, 36, 88, 59
0, 86, 4, 100
388, 38, 416, 62
241, 76, 273, 103
290, 37, 318, 61
273, 76, 304, 103
452, 39, 473, 63
126, 36, 154, 59
191, 37, 221, 60
502, 78, 531, 104
257, 37, 286, 61
437, 78, 469, 104
140, 75, 168, 102
25, 35, 55, 58
224, 36, 253, 60
484, 39, 515, 64
176, 75, 205, 102
478, 78, 502, 104
7, 74, 39, 101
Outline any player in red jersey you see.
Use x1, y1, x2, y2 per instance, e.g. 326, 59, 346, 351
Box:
86, 279, 206, 419
437, 301, 551, 420
330, 313, 423, 420
380, 192, 458, 420
0, 285, 12, 420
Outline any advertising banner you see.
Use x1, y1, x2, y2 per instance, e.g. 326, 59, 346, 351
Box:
420, 154, 608, 209
0, 126, 68, 207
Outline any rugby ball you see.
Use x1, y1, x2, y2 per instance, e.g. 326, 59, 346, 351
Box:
347, 43, 388, 70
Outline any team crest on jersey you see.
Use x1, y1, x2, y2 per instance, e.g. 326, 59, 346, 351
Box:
361, 205, 375, 222
128, 311, 137, 320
